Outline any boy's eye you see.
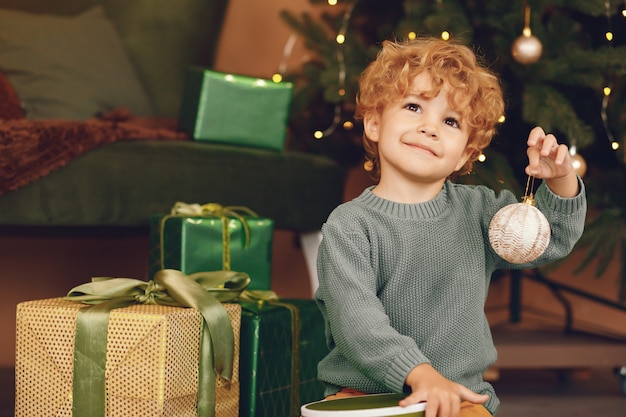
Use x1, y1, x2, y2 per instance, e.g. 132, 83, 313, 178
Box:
444, 117, 460, 128
404, 103, 422, 112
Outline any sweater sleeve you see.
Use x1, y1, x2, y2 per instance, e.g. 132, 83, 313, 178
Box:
534, 176, 587, 260
316, 217, 430, 393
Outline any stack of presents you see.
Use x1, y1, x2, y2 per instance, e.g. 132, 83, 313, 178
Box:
14, 69, 329, 416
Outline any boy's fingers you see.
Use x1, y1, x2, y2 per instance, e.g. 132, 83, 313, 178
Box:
526, 147, 541, 175
437, 400, 453, 417
555, 144, 570, 165
540, 134, 557, 156
424, 400, 439, 417
398, 391, 425, 407
527, 126, 546, 145
458, 386, 489, 404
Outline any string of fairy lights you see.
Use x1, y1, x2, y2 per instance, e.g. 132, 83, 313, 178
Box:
273, 0, 625, 174
272, 0, 356, 140
569, 0, 624, 175
601, 0, 619, 151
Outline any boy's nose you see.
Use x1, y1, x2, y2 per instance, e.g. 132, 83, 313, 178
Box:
419, 125, 438, 138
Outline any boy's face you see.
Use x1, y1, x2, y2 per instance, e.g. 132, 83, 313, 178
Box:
364, 72, 472, 187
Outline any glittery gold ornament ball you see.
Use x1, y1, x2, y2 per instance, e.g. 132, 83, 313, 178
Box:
511, 34, 543, 65
488, 199, 550, 264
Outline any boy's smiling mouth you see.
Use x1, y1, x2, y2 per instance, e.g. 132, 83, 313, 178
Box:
404, 141, 437, 156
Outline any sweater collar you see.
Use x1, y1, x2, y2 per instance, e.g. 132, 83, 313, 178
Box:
356, 182, 450, 219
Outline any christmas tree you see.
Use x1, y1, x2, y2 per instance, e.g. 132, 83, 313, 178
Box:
280, 0, 626, 300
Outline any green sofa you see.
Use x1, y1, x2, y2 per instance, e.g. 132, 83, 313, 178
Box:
0, 0, 346, 233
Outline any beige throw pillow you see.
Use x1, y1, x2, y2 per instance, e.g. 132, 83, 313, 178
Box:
0, 6, 154, 120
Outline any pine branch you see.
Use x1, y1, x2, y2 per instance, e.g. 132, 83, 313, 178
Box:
555, 0, 617, 17
569, 209, 625, 301
456, 149, 523, 196
279, 10, 339, 55
522, 84, 595, 146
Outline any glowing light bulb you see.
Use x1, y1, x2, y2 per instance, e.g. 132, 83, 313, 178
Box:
314, 131, 324, 139
611, 141, 620, 150
498, 115, 506, 123
478, 153, 487, 162
343, 120, 354, 130
408, 31, 417, 40
622, 8, 626, 17
441, 31, 450, 41
272, 73, 283, 83
328, 0, 338, 5
338, 88, 346, 96
606, 31, 614, 41
336, 34, 346, 44
604, 86, 612, 96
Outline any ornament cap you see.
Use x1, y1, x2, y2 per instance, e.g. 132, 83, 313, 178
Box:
522, 195, 536, 206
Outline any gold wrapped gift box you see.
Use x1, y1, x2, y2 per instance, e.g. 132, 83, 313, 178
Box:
15, 298, 241, 417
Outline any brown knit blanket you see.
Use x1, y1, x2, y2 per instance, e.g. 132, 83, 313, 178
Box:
0, 109, 189, 195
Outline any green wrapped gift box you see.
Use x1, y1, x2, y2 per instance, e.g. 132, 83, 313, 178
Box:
239, 299, 329, 417
149, 209, 274, 291
178, 67, 293, 151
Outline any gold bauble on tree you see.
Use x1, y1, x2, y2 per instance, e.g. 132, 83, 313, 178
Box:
511, 4, 543, 65
570, 152, 587, 177
511, 31, 543, 64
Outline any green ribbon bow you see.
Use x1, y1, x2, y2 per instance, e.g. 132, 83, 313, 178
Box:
65, 269, 250, 417
162, 202, 259, 271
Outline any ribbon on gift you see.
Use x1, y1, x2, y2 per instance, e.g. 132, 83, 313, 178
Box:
160, 202, 259, 271
65, 269, 250, 417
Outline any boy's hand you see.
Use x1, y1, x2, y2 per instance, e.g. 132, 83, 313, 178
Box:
400, 364, 489, 417
525, 126, 579, 198
525, 126, 572, 179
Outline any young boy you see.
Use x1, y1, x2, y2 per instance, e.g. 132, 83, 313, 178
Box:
314, 37, 586, 417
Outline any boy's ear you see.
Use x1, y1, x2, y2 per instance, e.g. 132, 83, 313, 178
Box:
363, 113, 380, 142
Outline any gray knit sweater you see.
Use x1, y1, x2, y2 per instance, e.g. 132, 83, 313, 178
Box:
315, 180, 586, 415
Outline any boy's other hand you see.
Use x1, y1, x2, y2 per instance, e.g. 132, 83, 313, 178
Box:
400, 364, 489, 417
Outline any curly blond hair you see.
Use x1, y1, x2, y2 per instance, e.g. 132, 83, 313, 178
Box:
356, 37, 505, 179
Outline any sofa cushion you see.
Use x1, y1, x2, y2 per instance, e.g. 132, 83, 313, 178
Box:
0, 6, 154, 120
0, 141, 346, 232
102, 0, 229, 117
